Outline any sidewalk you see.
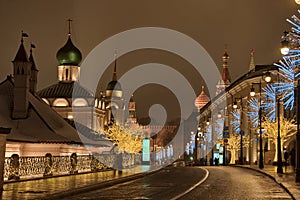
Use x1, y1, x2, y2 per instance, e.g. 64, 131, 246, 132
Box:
235, 164, 300, 200
1, 165, 153, 200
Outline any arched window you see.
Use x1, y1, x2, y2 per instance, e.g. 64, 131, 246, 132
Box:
72, 98, 88, 107
53, 98, 69, 107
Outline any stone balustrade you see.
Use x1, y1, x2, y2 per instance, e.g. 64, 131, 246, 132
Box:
3, 153, 141, 180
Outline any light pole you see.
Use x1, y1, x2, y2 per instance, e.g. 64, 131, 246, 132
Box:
233, 97, 244, 165
276, 72, 283, 174
251, 82, 264, 169
279, 29, 300, 178
296, 79, 300, 181
250, 73, 271, 169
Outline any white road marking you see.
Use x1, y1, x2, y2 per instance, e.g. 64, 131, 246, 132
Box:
170, 167, 209, 200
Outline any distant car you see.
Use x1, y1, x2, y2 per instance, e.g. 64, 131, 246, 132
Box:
172, 160, 186, 167
185, 160, 195, 166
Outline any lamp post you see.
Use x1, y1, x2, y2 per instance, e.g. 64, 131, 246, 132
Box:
276, 72, 283, 174
251, 82, 264, 169
296, 79, 300, 182
194, 127, 200, 162
233, 97, 244, 165
250, 73, 271, 169
206, 118, 214, 166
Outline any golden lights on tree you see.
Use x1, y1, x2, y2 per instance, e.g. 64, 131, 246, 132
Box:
263, 118, 296, 162
102, 124, 143, 153
218, 134, 249, 164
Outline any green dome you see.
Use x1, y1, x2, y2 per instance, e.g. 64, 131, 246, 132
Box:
106, 80, 122, 91
56, 37, 82, 66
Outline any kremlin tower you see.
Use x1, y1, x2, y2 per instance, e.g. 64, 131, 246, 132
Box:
195, 85, 210, 112
216, 48, 231, 95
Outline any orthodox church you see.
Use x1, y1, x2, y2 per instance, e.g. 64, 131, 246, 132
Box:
0, 34, 110, 157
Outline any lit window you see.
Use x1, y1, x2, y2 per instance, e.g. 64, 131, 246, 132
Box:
72, 98, 88, 107
53, 98, 69, 107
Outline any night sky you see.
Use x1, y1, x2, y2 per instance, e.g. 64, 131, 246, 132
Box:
0, 0, 298, 121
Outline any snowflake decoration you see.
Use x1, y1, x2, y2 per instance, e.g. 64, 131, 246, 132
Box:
247, 98, 258, 128
262, 84, 276, 122
230, 109, 241, 134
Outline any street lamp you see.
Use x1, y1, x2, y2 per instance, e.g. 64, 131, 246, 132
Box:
233, 97, 244, 165
251, 74, 271, 169
280, 31, 290, 55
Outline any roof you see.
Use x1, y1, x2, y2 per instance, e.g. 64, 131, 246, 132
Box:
13, 42, 28, 62
0, 78, 110, 147
56, 37, 82, 66
199, 64, 277, 114
38, 81, 94, 98
29, 51, 38, 71
195, 86, 210, 109
106, 80, 122, 91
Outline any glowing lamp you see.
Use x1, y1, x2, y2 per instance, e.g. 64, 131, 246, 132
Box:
264, 72, 272, 83
250, 87, 256, 97
206, 119, 210, 125
280, 32, 289, 55
233, 101, 238, 109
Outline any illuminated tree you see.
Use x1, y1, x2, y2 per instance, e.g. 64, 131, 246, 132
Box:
226, 133, 249, 164
102, 124, 143, 153
263, 118, 296, 162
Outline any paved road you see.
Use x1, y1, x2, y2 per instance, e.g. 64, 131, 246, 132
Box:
183, 167, 292, 200
60, 166, 292, 200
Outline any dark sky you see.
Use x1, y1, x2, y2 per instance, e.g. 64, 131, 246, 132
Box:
0, 0, 298, 120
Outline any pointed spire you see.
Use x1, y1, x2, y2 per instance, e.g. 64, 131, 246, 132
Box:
29, 44, 38, 71
13, 31, 29, 62
67, 19, 72, 37
130, 95, 134, 102
200, 85, 205, 94
112, 49, 118, 81
222, 44, 229, 60
221, 45, 231, 84
249, 49, 255, 71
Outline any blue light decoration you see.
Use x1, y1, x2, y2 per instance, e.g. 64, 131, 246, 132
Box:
206, 124, 212, 143
273, 11, 300, 110
247, 98, 258, 128
262, 84, 276, 122
230, 110, 241, 134
274, 59, 296, 110
215, 118, 225, 139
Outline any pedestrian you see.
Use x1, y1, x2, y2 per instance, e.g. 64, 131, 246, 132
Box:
290, 148, 295, 171
214, 157, 219, 166
284, 151, 289, 172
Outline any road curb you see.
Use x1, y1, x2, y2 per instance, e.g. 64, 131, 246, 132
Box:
232, 165, 296, 200
40, 168, 163, 200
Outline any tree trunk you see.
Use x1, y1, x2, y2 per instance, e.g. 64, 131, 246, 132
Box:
230, 150, 236, 164
273, 141, 284, 162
